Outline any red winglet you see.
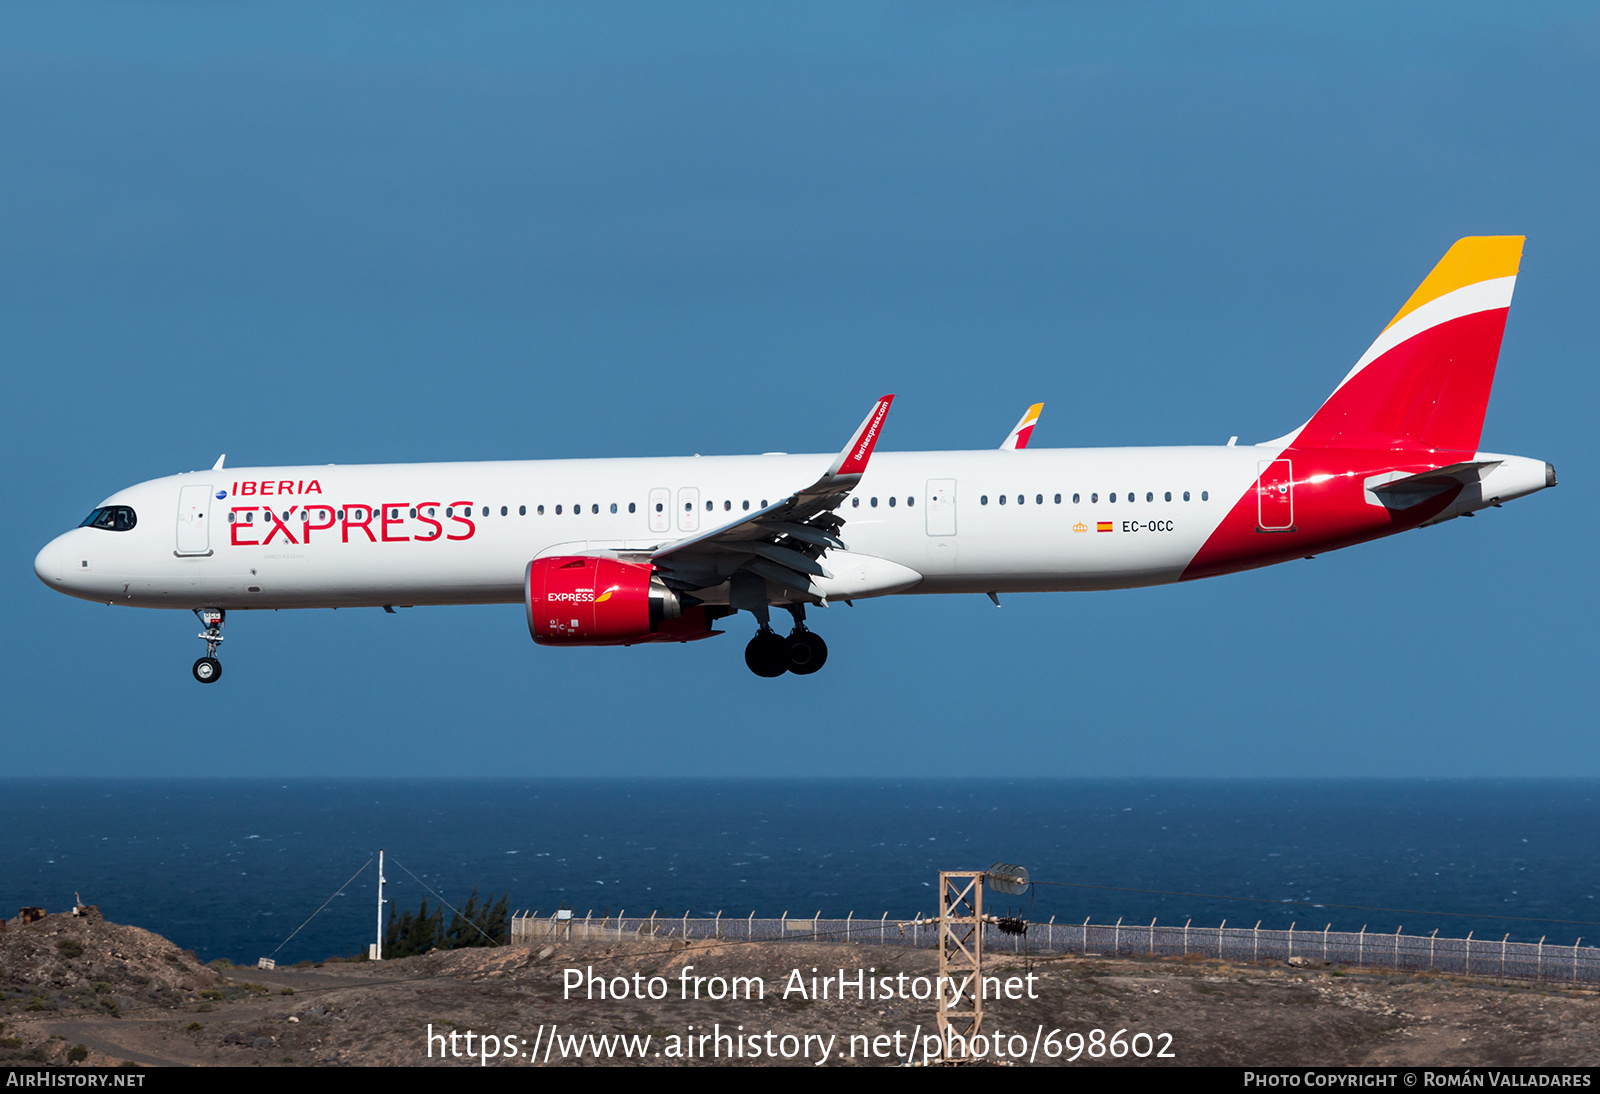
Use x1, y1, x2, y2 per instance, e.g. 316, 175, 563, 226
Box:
829, 395, 894, 479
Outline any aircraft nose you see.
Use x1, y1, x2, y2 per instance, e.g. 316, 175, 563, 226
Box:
33, 537, 62, 588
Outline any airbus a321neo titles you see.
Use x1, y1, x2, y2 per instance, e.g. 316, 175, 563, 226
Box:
35, 238, 1555, 681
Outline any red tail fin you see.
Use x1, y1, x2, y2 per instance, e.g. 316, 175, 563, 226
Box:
1292, 236, 1523, 453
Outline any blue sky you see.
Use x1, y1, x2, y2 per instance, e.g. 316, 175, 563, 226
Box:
3, 3, 1594, 776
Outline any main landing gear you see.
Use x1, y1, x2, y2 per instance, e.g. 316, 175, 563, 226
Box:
192, 607, 224, 684
743, 604, 829, 678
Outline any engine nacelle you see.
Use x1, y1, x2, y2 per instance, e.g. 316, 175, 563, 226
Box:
525, 556, 717, 645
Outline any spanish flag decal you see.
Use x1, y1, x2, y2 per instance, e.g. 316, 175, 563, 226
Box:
1097, 521, 1114, 533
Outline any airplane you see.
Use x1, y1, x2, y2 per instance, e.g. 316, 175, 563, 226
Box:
34, 237, 1554, 681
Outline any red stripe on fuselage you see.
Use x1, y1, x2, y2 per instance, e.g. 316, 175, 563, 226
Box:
1181, 449, 1464, 581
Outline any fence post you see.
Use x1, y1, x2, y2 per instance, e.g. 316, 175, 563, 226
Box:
1359, 925, 1366, 968
1575, 939, 1582, 984
1538, 936, 1545, 979
1150, 918, 1157, 956
1114, 917, 1122, 957
1254, 921, 1260, 963
748, 912, 754, 940
1323, 924, 1330, 963
1184, 918, 1191, 957
1218, 920, 1226, 960
1501, 934, 1510, 983
1083, 916, 1090, 956
715, 910, 722, 940
881, 913, 887, 944
1430, 928, 1437, 970
1048, 915, 1056, 950
846, 911, 852, 942
1394, 926, 1401, 971
1465, 931, 1473, 975
1288, 922, 1294, 963
650, 910, 657, 937
814, 911, 821, 942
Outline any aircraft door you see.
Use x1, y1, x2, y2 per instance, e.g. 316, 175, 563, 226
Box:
176, 484, 213, 555
925, 479, 957, 536
648, 487, 671, 533
677, 487, 700, 532
1256, 460, 1294, 531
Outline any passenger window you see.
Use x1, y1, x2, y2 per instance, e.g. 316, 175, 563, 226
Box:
724, 500, 731, 511
742, 500, 750, 511
1036, 494, 1043, 505
519, 505, 526, 515
981, 495, 988, 505
482, 506, 488, 517
611, 503, 618, 514
592, 504, 599, 514
556, 505, 563, 515
655, 502, 663, 512
705, 500, 713, 511
1202, 491, 1209, 501
535, 505, 543, 515
629, 502, 636, 513
889, 496, 896, 507
852, 497, 860, 508
1109, 494, 1116, 503
761, 499, 768, 507
1146, 492, 1153, 502
871, 497, 878, 507
1182, 492, 1189, 502
408, 508, 416, 518
500, 506, 508, 516
907, 496, 914, 507
227, 512, 234, 523
999, 495, 1006, 505
1017, 495, 1024, 505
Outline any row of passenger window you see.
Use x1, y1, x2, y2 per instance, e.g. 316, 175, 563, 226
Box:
979, 490, 1209, 505
225, 488, 1214, 525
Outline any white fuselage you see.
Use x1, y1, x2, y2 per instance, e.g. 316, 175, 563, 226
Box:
37, 446, 1289, 610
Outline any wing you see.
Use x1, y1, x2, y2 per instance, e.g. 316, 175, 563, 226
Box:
999, 403, 1044, 450
647, 395, 894, 601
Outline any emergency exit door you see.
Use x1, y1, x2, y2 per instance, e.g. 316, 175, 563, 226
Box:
1256, 460, 1294, 531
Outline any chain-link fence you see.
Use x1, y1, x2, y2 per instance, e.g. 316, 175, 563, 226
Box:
510, 911, 1600, 987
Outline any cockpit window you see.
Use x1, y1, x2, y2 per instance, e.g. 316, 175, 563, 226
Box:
79, 506, 137, 532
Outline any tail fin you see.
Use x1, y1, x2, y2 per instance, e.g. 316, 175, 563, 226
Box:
1291, 236, 1523, 453
1000, 403, 1044, 450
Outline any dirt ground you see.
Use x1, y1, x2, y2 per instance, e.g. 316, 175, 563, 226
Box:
3, 911, 1598, 1067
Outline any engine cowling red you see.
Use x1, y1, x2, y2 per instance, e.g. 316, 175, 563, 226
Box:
525, 556, 717, 645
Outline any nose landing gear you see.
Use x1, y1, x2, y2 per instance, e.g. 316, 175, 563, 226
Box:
192, 607, 224, 684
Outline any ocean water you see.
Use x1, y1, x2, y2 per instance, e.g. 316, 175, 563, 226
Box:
1, 779, 1595, 964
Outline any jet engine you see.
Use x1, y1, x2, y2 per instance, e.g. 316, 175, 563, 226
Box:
525, 556, 718, 645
